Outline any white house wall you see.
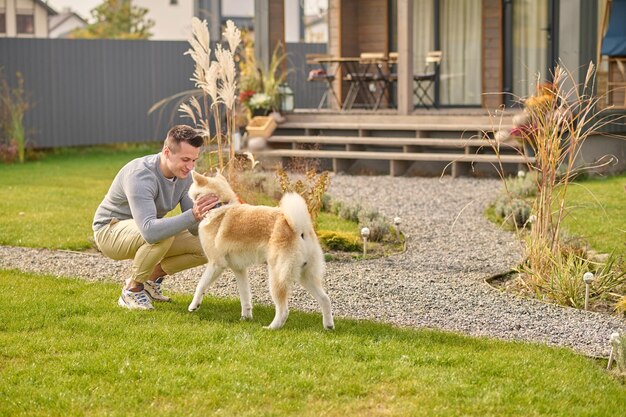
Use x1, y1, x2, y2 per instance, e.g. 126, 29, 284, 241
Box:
2, 0, 48, 37
133, 0, 194, 40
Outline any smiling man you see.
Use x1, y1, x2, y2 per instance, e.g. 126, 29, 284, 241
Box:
93, 125, 218, 310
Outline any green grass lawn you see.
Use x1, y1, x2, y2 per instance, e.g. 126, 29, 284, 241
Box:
561, 173, 626, 255
0, 145, 362, 250
1, 270, 625, 417
0, 145, 162, 250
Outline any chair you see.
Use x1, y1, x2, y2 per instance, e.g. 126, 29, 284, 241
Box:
413, 50, 442, 109
343, 52, 387, 110
608, 57, 626, 108
306, 53, 340, 109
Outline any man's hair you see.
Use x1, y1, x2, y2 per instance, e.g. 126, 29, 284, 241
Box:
164, 125, 204, 152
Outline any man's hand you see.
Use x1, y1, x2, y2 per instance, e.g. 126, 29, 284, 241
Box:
192, 194, 219, 221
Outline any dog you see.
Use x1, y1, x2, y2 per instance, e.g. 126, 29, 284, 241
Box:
187, 171, 334, 330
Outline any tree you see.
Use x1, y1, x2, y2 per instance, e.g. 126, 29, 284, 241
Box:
70, 0, 154, 40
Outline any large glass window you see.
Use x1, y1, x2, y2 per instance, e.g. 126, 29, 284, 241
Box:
411, 0, 482, 107
439, 0, 482, 105
0, 12, 6, 34
512, 0, 549, 98
17, 13, 34, 34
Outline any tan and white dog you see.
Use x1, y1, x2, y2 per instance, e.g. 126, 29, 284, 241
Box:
187, 171, 334, 330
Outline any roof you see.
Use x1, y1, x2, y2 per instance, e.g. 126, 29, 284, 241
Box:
49, 10, 87, 32
35, 0, 58, 16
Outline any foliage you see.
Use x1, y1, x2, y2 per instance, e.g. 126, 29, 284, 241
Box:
328, 199, 395, 243
487, 63, 626, 313
317, 230, 362, 252
238, 33, 288, 116
276, 167, 330, 221
518, 247, 626, 310
70, 0, 154, 39
3, 270, 626, 416
0, 70, 29, 163
492, 172, 537, 228
494, 196, 532, 228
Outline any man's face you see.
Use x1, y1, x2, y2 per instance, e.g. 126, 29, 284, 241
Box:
163, 141, 201, 179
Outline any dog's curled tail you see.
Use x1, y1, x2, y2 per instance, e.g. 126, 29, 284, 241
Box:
280, 192, 313, 233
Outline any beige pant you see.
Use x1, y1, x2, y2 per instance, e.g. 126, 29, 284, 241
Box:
94, 218, 207, 283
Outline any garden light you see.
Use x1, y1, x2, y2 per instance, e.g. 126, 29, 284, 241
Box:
607, 332, 621, 370
583, 272, 595, 310
393, 217, 401, 242
360, 227, 370, 256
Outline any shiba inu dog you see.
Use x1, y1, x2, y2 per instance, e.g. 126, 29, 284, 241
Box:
187, 171, 334, 330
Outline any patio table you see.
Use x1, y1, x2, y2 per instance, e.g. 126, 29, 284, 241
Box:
312, 56, 392, 111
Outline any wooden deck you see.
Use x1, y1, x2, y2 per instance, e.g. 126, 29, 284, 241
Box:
252, 111, 531, 177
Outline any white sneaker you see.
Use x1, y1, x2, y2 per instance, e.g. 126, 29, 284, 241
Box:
118, 289, 154, 310
144, 280, 171, 302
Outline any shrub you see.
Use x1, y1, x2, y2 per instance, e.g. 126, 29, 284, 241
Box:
494, 196, 532, 227
318, 230, 362, 252
0, 70, 29, 163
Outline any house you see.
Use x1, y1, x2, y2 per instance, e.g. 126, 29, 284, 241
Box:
48, 7, 86, 38
130, 0, 254, 41
0, 0, 56, 38
250, 0, 626, 176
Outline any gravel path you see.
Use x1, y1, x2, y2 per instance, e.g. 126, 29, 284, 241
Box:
1, 175, 624, 357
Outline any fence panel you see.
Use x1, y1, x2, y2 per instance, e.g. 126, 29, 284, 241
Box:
285, 42, 327, 110
0, 39, 324, 148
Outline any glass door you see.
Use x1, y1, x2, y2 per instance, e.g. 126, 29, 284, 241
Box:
504, 0, 558, 105
410, 0, 482, 107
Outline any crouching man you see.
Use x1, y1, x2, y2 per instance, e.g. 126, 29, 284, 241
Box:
92, 125, 218, 310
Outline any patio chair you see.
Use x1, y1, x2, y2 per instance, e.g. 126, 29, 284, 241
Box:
343, 52, 387, 110
413, 50, 442, 109
306, 53, 340, 109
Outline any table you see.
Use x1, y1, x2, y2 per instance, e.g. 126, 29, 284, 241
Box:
311, 56, 393, 111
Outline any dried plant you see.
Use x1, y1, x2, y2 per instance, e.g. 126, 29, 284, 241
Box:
488, 62, 626, 312
276, 166, 330, 221
176, 17, 242, 175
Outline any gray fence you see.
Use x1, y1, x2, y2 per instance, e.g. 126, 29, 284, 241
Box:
0, 38, 325, 148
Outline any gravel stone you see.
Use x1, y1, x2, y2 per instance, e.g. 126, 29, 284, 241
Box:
1, 175, 624, 357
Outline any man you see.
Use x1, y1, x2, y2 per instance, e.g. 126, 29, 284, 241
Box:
93, 125, 218, 310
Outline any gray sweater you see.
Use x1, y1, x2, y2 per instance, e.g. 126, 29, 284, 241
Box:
93, 153, 198, 244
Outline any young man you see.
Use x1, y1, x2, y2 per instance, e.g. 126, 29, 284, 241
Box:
93, 125, 218, 310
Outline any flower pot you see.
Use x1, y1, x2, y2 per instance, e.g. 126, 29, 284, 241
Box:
252, 108, 270, 117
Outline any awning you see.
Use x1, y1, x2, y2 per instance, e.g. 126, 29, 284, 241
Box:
601, 0, 626, 56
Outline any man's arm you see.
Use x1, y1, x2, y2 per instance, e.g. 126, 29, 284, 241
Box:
125, 175, 197, 244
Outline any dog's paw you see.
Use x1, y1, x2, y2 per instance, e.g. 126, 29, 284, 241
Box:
324, 325, 335, 331
241, 315, 253, 321
188, 304, 200, 312
263, 325, 280, 330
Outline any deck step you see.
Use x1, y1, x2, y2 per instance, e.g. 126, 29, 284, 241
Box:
254, 149, 533, 177
267, 135, 522, 150
255, 149, 531, 163
276, 121, 513, 132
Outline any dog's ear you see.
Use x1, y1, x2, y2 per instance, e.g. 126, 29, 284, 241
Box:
191, 170, 208, 185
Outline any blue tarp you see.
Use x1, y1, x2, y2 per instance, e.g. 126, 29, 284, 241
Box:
601, 0, 626, 56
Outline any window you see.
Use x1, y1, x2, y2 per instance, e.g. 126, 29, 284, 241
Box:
0, 12, 6, 34
17, 13, 34, 34
170, 0, 178, 5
